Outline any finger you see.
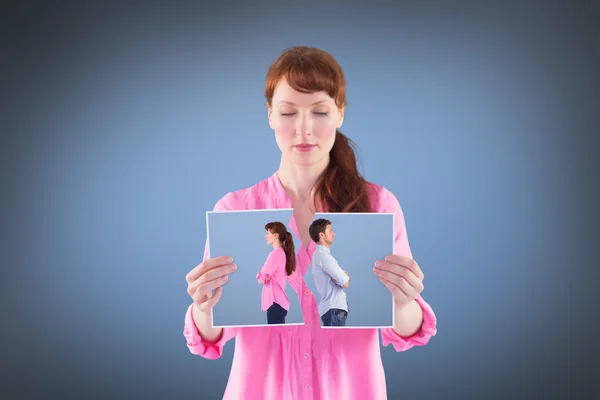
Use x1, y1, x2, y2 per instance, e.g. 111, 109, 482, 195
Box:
188, 263, 236, 296
186, 256, 234, 282
375, 267, 423, 295
203, 286, 223, 309
379, 274, 418, 300
373, 266, 405, 288
193, 275, 229, 303
378, 276, 407, 302
401, 268, 424, 292
373, 261, 415, 278
199, 263, 237, 285
374, 263, 423, 291
382, 255, 424, 279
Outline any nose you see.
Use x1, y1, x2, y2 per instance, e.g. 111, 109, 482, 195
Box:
295, 112, 312, 137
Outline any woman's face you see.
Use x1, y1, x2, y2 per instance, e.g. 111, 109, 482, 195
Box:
267, 79, 344, 167
265, 229, 278, 245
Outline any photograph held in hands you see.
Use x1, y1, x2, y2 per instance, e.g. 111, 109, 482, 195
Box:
206, 208, 304, 328
307, 212, 395, 328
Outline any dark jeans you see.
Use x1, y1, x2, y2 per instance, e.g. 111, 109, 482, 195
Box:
321, 308, 348, 326
267, 302, 288, 324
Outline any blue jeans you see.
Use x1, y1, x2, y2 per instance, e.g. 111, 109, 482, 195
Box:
267, 302, 287, 324
321, 308, 348, 326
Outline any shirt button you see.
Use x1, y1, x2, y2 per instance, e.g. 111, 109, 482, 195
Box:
304, 352, 309, 359
304, 290, 310, 295
304, 384, 310, 391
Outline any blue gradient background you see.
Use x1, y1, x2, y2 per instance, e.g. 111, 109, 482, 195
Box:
309, 213, 395, 327
207, 209, 304, 326
1, 1, 598, 399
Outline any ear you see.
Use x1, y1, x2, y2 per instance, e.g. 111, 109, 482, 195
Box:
267, 102, 274, 129
336, 107, 344, 129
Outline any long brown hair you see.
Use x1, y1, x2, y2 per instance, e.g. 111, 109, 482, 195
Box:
265, 221, 296, 276
265, 46, 373, 213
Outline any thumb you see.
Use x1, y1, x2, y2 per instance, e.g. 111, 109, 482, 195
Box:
205, 286, 223, 309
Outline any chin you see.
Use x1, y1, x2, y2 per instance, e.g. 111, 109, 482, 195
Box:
290, 153, 326, 167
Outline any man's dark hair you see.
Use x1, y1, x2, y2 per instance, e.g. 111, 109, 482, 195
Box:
309, 218, 331, 243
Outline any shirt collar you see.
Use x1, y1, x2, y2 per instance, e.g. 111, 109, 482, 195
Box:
269, 172, 292, 207
316, 244, 331, 254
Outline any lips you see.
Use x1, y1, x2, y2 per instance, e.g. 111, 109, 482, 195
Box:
294, 144, 316, 152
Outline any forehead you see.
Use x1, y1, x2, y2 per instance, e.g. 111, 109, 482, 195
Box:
272, 79, 334, 107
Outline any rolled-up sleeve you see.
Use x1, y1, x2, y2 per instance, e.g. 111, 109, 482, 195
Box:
380, 294, 437, 351
184, 303, 239, 359
183, 192, 239, 359
377, 186, 437, 351
256, 250, 283, 282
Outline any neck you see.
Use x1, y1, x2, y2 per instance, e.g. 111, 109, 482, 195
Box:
276, 155, 330, 201
318, 241, 330, 248
272, 241, 282, 249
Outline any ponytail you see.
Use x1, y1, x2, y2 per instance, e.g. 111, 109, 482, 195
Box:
282, 231, 296, 276
312, 130, 373, 213
264, 221, 296, 276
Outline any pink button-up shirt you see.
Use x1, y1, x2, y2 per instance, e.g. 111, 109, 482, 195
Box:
183, 172, 437, 400
256, 247, 290, 311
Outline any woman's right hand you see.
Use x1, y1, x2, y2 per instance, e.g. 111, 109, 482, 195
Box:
186, 256, 237, 313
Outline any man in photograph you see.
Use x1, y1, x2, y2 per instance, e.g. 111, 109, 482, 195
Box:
309, 218, 350, 326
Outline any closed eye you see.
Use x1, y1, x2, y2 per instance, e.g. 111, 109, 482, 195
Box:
280, 113, 296, 116
314, 112, 328, 116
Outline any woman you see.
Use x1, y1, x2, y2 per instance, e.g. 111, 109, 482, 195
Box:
256, 221, 296, 324
184, 46, 437, 400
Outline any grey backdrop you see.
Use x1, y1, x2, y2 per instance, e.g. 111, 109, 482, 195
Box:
207, 209, 304, 326
308, 213, 395, 327
2, 0, 598, 399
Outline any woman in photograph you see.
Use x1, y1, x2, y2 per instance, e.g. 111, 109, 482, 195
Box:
256, 221, 297, 324
184, 46, 437, 399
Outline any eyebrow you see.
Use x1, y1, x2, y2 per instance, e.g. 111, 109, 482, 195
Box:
277, 100, 329, 106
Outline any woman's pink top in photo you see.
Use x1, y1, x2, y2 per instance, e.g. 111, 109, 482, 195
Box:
183, 172, 438, 400
256, 247, 290, 311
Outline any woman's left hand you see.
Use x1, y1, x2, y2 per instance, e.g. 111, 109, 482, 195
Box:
373, 255, 424, 310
